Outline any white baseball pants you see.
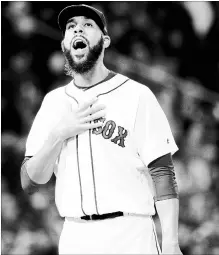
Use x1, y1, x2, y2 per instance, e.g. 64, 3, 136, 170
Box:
59, 214, 161, 254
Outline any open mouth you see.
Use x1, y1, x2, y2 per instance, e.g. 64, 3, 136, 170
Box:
73, 39, 87, 50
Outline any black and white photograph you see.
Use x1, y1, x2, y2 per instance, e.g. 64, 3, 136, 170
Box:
1, 1, 219, 255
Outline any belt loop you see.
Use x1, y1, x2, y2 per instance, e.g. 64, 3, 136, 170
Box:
89, 215, 93, 220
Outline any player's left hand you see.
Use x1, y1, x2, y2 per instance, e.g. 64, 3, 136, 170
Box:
162, 243, 183, 255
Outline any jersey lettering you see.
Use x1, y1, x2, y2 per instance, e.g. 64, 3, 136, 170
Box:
102, 120, 116, 139
92, 119, 128, 148
92, 118, 106, 135
111, 126, 127, 148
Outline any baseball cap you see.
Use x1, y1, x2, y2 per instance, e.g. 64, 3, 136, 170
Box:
58, 4, 108, 35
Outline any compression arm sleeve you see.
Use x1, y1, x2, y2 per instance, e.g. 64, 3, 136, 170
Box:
148, 153, 179, 202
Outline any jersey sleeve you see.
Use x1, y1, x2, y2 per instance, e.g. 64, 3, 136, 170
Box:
25, 93, 57, 157
134, 86, 178, 167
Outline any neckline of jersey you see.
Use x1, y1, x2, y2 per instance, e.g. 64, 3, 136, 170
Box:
74, 70, 117, 91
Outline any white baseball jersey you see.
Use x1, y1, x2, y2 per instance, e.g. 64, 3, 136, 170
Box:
25, 73, 178, 218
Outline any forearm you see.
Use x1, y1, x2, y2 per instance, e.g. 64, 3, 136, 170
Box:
21, 131, 64, 186
155, 198, 180, 245
148, 154, 180, 245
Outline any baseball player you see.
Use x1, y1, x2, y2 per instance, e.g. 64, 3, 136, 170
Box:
21, 4, 183, 255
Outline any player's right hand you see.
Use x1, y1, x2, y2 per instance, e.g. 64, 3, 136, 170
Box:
54, 97, 105, 141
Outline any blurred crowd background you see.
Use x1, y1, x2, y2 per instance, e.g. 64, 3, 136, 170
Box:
1, 1, 219, 255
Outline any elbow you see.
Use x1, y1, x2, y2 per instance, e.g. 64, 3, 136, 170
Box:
20, 158, 53, 194
21, 174, 39, 195
20, 165, 40, 195
22, 184, 39, 195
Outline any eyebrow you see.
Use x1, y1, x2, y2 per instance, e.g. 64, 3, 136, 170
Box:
67, 17, 93, 24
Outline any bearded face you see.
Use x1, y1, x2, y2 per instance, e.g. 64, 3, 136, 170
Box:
62, 35, 104, 76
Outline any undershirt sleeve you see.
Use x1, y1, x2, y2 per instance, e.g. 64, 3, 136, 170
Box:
148, 153, 179, 202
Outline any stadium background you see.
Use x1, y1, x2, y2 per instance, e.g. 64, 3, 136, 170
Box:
1, 1, 219, 255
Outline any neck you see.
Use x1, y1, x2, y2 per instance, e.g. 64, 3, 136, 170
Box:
73, 61, 109, 88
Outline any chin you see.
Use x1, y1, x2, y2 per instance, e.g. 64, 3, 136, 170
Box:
72, 53, 87, 62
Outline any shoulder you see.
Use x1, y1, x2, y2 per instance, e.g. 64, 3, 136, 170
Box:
119, 73, 155, 98
45, 85, 66, 99
43, 81, 72, 103
118, 73, 160, 109
37, 82, 71, 111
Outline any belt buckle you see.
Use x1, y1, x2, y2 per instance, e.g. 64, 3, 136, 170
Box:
89, 215, 93, 220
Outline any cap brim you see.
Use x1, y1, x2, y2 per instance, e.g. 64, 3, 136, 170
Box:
58, 5, 105, 34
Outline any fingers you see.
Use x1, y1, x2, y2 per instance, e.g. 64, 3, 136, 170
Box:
78, 97, 98, 112
81, 103, 106, 118
82, 109, 106, 123
83, 121, 104, 131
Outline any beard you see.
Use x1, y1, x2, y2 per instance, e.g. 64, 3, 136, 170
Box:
62, 36, 104, 76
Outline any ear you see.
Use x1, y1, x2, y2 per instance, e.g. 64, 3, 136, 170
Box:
61, 40, 65, 52
103, 35, 111, 49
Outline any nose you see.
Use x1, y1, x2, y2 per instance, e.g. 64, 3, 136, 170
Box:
74, 24, 83, 34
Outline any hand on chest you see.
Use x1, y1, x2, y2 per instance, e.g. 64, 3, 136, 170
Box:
68, 95, 132, 149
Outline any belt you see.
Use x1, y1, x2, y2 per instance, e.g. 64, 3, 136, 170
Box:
81, 211, 124, 221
